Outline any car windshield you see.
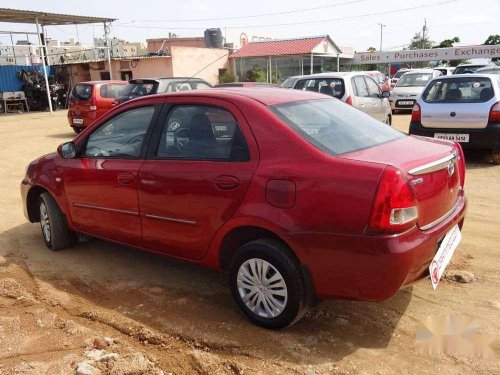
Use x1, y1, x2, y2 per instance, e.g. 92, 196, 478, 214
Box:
394, 70, 407, 79
282, 77, 299, 88
294, 78, 345, 99
396, 73, 432, 87
121, 82, 158, 97
271, 99, 404, 155
422, 77, 494, 103
70, 84, 92, 100
454, 65, 485, 74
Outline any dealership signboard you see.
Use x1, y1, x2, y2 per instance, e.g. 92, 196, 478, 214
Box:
351, 45, 500, 64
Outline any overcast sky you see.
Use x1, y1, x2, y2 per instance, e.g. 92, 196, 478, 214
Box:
1, 0, 499, 51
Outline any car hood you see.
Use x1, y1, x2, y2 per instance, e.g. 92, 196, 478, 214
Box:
391, 86, 425, 96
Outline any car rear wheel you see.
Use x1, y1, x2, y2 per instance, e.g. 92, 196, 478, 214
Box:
229, 239, 308, 329
385, 115, 392, 126
72, 127, 82, 134
39, 192, 70, 250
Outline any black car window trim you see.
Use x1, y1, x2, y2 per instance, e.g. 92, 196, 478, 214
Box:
80, 104, 163, 160
147, 103, 250, 162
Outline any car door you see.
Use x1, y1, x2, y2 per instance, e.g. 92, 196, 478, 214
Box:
352, 76, 377, 118
364, 76, 386, 121
63, 103, 161, 245
98, 83, 126, 118
138, 97, 259, 261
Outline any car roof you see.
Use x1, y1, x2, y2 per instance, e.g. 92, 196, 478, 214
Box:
429, 73, 500, 79
401, 69, 435, 74
297, 72, 369, 79
127, 87, 327, 106
76, 80, 127, 85
129, 77, 207, 82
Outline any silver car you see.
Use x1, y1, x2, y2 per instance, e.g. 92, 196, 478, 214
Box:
409, 74, 500, 164
292, 72, 392, 124
476, 66, 500, 75
389, 69, 442, 111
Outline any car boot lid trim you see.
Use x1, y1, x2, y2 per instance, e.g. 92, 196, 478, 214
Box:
408, 151, 458, 176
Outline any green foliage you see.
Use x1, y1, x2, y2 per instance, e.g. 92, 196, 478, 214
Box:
484, 35, 500, 62
219, 70, 235, 83
434, 37, 462, 66
245, 66, 266, 82
409, 32, 433, 50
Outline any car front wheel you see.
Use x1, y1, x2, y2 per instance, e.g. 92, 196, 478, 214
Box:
39, 192, 70, 250
229, 239, 308, 329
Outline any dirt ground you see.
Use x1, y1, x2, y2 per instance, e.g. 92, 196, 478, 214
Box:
0, 111, 498, 375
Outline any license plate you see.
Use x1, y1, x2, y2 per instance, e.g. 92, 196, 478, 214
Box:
434, 133, 469, 142
429, 225, 461, 290
399, 100, 414, 105
73, 118, 84, 125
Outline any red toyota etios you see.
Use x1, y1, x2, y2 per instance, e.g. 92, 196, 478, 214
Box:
21, 88, 467, 329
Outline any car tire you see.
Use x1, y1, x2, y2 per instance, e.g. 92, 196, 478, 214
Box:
229, 239, 308, 329
492, 151, 500, 165
39, 192, 70, 251
385, 115, 392, 126
73, 127, 82, 134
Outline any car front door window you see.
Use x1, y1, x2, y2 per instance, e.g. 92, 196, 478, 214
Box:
84, 106, 155, 158
365, 77, 381, 98
353, 76, 369, 97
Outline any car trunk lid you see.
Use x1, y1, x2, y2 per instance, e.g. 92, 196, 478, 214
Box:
343, 136, 462, 230
421, 102, 490, 129
69, 83, 94, 116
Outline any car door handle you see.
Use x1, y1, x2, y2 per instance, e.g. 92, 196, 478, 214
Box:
118, 172, 135, 185
215, 175, 239, 190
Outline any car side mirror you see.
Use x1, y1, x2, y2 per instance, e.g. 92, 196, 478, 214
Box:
58, 142, 76, 159
381, 91, 390, 98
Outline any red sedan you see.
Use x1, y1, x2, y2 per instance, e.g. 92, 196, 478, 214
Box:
21, 88, 467, 329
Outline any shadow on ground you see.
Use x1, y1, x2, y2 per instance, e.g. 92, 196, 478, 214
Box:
1, 222, 413, 366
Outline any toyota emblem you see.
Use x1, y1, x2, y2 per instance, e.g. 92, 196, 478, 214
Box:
447, 161, 455, 176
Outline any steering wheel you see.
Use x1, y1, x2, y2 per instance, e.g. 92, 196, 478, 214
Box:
174, 127, 190, 151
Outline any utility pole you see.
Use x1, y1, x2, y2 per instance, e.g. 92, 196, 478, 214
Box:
377, 23, 386, 51
422, 18, 427, 49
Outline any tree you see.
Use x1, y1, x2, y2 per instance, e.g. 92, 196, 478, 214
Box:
434, 37, 462, 66
367, 46, 377, 52
409, 32, 433, 50
484, 35, 500, 62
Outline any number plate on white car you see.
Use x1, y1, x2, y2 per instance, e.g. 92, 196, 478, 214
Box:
73, 118, 84, 125
434, 133, 469, 142
429, 224, 462, 290
398, 100, 414, 105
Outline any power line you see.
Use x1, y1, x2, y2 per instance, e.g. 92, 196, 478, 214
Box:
132, 0, 369, 22
114, 0, 459, 30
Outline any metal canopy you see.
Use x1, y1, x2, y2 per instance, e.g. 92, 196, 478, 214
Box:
0, 8, 115, 25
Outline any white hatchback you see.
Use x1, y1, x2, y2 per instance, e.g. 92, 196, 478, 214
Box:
409, 74, 500, 164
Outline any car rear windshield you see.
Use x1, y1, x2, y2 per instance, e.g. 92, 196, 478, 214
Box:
294, 78, 345, 99
70, 84, 92, 100
121, 81, 159, 97
454, 65, 485, 74
394, 70, 407, 79
396, 73, 432, 87
422, 77, 494, 103
270, 99, 404, 155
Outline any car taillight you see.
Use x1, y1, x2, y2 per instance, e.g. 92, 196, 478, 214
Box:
453, 142, 466, 188
489, 101, 500, 122
365, 166, 418, 235
89, 97, 97, 111
345, 96, 353, 106
411, 103, 421, 122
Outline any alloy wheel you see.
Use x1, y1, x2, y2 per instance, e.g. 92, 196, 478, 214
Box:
40, 202, 51, 243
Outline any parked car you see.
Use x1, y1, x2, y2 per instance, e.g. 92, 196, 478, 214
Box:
389, 69, 442, 111
409, 74, 500, 164
118, 77, 211, 104
281, 75, 303, 89
293, 72, 392, 124
67, 81, 127, 133
452, 63, 494, 75
390, 68, 411, 87
475, 66, 500, 75
214, 82, 279, 88
434, 67, 455, 76
364, 70, 390, 91
22, 88, 467, 329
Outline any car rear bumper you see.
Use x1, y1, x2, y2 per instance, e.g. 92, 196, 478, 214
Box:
288, 193, 467, 301
67, 111, 96, 129
390, 99, 417, 110
409, 121, 500, 151
20, 179, 32, 221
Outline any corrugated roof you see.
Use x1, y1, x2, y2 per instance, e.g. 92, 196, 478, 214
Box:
0, 7, 115, 25
230, 35, 341, 58
53, 55, 170, 66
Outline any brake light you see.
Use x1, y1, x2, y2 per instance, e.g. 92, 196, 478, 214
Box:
345, 96, 353, 106
365, 167, 418, 235
489, 101, 500, 122
89, 96, 97, 111
453, 142, 466, 187
411, 103, 421, 122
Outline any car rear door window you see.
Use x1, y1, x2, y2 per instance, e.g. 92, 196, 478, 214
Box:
422, 77, 494, 103
84, 106, 155, 158
100, 84, 126, 99
352, 76, 369, 97
294, 78, 344, 99
155, 105, 249, 161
